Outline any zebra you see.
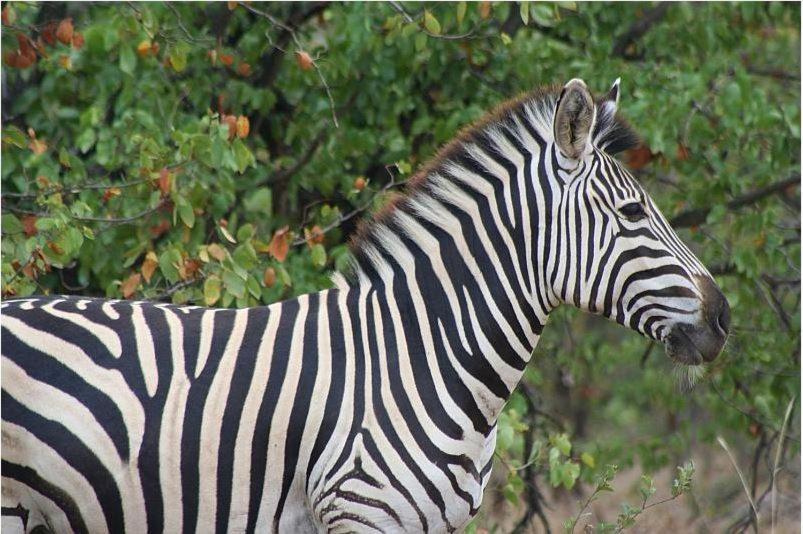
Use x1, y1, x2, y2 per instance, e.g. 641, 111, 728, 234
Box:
1, 78, 730, 533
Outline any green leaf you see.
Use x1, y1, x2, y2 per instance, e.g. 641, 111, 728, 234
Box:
415, 32, 427, 52
176, 196, 195, 228
222, 269, 246, 299
2, 126, 27, 148
159, 249, 183, 284
1, 214, 23, 234
243, 188, 272, 215
311, 243, 327, 268
457, 1, 467, 25
423, 11, 441, 35
500, 32, 512, 46
119, 44, 136, 75
581, 452, 595, 469
204, 276, 222, 306
520, 1, 530, 25
232, 139, 255, 174
551, 433, 572, 456
169, 43, 189, 72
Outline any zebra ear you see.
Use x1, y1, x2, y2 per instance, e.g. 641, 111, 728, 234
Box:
553, 78, 596, 160
601, 77, 621, 116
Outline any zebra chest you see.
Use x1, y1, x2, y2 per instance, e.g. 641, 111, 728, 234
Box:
309, 426, 497, 533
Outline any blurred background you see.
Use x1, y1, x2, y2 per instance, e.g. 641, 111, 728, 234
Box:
1, 2, 799, 531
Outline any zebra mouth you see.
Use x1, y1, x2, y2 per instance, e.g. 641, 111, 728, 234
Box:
664, 322, 725, 365
663, 324, 705, 365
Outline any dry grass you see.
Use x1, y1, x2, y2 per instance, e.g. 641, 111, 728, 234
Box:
477, 444, 800, 533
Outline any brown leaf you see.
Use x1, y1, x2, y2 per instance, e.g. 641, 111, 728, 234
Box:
237, 62, 251, 77
56, 18, 74, 45
121, 273, 141, 299
263, 267, 276, 288
158, 167, 171, 196
141, 251, 158, 283
17, 33, 34, 57
295, 50, 313, 71
150, 219, 171, 238
47, 241, 64, 255
71, 32, 84, 50
150, 41, 160, 56
675, 143, 689, 161
626, 145, 653, 170
207, 243, 227, 262
353, 176, 366, 191
2, 6, 14, 26
208, 49, 218, 66
223, 115, 237, 140
227, 1, 238, 10
236, 115, 250, 139
304, 225, 324, 247
58, 55, 71, 70
183, 258, 202, 278
41, 22, 57, 46
22, 262, 37, 280
269, 226, 291, 262
21, 215, 38, 237
102, 187, 121, 203
479, 1, 491, 19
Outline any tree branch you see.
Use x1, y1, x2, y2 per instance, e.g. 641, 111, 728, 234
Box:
612, 3, 671, 58
670, 174, 800, 228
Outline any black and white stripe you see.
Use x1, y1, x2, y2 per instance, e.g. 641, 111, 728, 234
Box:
2, 78, 728, 533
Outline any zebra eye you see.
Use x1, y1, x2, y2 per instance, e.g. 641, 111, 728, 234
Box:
619, 202, 646, 221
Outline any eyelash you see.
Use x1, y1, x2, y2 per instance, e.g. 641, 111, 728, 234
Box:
619, 202, 647, 221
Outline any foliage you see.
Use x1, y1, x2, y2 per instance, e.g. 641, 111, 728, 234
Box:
2, 1, 799, 529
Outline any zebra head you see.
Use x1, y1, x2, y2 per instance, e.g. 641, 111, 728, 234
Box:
549, 78, 729, 365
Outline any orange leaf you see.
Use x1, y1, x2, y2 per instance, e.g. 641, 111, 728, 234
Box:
236, 115, 250, 139
353, 176, 366, 191
47, 241, 64, 255
295, 50, 313, 71
21, 215, 38, 237
141, 251, 158, 283
220, 53, 234, 66
17, 33, 34, 57
263, 267, 276, 288
137, 40, 151, 58
121, 273, 142, 299
29, 138, 47, 155
158, 167, 171, 196
269, 226, 291, 262
2, 6, 14, 26
56, 18, 74, 45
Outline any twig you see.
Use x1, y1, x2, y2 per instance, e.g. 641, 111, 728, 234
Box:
388, 1, 476, 40
238, 1, 339, 128
290, 172, 408, 247
717, 436, 760, 527
612, 3, 671, 58
771, 396, 796, 534
671, 174, 800, 228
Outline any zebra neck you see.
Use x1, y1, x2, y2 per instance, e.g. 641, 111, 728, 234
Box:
349, 197, 549, 428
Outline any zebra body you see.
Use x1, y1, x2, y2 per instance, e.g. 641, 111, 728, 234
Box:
1, 79, 730, 533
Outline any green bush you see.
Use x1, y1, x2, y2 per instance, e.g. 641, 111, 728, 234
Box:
2, 2, 799, 529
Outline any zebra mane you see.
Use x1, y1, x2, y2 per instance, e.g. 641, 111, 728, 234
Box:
336, 84, 639, 287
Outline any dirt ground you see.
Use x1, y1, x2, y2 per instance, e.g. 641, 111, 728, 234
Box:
478, 444, 800, 533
